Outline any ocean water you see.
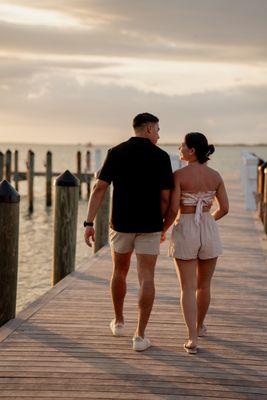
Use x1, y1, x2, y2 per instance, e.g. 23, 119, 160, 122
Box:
1, 142, 267, 313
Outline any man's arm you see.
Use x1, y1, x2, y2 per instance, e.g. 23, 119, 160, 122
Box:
162, 170, 181, 233
160, 189, 171, 217
84, 179, 109, 247
163, 187, 180, 233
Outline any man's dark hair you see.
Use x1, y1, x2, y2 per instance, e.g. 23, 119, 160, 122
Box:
133, 113, 159, 129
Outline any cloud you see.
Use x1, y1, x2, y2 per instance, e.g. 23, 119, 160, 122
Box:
0, 0, 267, 62
0, 2, 85, 28
0, 66, 266, 144
1, 52, 266, 100
0, 55, 118, 83
0, 1, 266, 144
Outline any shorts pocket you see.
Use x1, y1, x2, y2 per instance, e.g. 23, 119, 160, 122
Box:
109, 228, 117, 241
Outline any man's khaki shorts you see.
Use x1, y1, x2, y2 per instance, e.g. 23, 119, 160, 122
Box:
109, 229, 161, 255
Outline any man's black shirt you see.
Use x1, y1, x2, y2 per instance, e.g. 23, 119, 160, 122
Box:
98, 137, 174, 233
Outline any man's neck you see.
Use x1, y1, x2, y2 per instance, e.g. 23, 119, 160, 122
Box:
133, 132, 153, 144
134, 132, 148, 139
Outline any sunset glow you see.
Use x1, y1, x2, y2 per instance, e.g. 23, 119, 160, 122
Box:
0, 0, 266, 144
0, 3, 84, 28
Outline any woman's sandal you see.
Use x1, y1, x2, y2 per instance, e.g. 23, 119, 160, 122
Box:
198, 324, 207, 337
184, 343, 198, 354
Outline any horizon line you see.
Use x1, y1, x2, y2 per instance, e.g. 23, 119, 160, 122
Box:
1, 141, 267, 147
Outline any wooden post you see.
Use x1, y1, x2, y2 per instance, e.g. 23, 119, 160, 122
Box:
52, 170, 80, 285
86, 150, 91, 200
77, 151, 82, 199
241, 151, 258, 211
27, 150, 34, 213
264, 167, 267, 235
257, 161, 267, 221
0, 152, 3, 181
4, 149, 12, 182
46, 151, 52, 207
14, 150, 19, 191
94, 183, 110, 254
0, 180, 20, 327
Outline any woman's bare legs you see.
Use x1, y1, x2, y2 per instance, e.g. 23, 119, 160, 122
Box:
175, 258, 198, 348
197, 257, 217, 334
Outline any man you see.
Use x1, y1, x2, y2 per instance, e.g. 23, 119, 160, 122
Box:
84, 113, 173, 351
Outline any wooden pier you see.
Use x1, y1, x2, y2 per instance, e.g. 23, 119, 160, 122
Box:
0, 149, 94, 212
0, 174, 267, 399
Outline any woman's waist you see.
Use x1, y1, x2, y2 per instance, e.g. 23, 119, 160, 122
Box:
180, 205, 211, 214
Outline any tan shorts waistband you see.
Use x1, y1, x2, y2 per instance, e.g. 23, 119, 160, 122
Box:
109, 229, 161, 255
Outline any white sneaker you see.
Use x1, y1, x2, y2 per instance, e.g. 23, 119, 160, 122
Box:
132, 336, 151, 351
109, 319, 124, 337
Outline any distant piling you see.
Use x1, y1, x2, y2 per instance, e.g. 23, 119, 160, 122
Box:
27, 150, 34, 213
264, 167, 267, 235
257, 161, 267, 221
77, 151, 82, 199
46, 151, 52, 207
0, 152, 3, 181
4, 150, 12, 182
86, 150, 91, 200
0, 180, 20, 327
14, 150, 19, 191
0, 149, 95, 208
52, 170, 80, 285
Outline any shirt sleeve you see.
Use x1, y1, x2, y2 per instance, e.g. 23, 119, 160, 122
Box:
97, 149, 115, 184
159, 153, 174, 190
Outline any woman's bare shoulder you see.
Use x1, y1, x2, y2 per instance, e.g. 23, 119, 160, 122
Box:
173, 166, 189, 179
206, 166, 223, 185
174, 165, 191, 174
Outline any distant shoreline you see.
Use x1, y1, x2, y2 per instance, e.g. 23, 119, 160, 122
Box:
0, 142, 267, 147
160, 143, 267, 147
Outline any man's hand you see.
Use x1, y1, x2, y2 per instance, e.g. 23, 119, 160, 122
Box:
84, 226, 95, 247
160, 231, 166, 243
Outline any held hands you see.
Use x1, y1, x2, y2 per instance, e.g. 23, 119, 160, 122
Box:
84, 226, 95, 247
160, 231, 166, 243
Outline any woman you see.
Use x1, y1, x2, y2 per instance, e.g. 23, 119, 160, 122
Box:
163, 132, 229, 354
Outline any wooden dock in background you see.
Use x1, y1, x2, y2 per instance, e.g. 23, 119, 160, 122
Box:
0, 175, 267, 399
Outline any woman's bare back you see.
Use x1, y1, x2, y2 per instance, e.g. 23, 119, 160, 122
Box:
176, 163, 221, 193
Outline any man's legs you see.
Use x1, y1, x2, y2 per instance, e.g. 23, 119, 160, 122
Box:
135, 254, 157, 338
110, 250, 132, 324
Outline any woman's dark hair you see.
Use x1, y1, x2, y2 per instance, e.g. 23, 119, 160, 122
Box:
185, 132, 215, 164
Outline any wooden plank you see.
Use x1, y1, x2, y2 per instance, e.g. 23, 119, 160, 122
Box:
0, 390, 265, 399
0, 376, 266, 388
0, 249, 107, 342
0, 382, 266, 395
0, 396, 240, 400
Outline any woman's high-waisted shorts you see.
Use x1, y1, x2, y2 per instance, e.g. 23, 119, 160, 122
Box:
169, 212, 222, 260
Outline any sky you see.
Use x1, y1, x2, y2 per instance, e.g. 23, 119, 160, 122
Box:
0, 0, 267, 145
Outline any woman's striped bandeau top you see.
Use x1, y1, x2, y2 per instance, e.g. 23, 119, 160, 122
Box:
180, 191, 216, 225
